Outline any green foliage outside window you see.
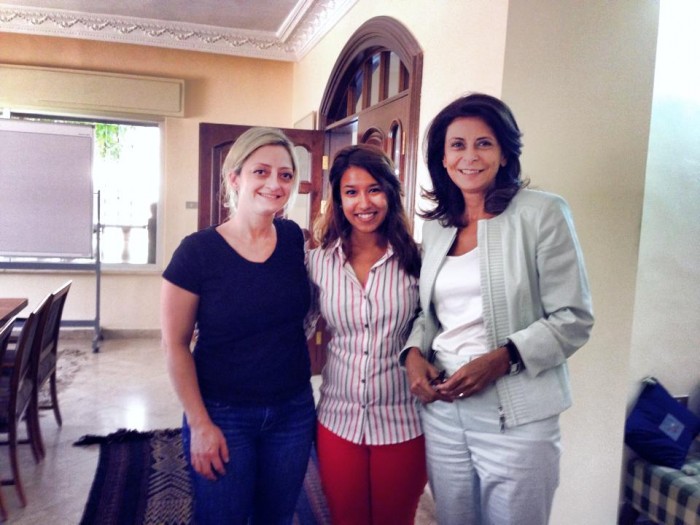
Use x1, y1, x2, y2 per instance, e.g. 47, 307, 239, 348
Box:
94, 123, 125, 160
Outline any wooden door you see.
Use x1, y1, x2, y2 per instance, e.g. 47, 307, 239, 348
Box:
357, 93, 409, 178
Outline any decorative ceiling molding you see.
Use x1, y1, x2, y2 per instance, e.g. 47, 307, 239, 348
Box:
0, 0, 357, 61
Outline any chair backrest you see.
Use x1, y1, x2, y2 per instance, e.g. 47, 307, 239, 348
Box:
36, 281, 71, 388
9, 295, 51, 420
0, 317, 16, 364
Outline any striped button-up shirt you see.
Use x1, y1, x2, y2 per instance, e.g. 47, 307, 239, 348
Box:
306, 241, 422, 445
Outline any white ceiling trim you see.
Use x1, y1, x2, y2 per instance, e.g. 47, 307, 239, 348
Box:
0, 0, 357, 61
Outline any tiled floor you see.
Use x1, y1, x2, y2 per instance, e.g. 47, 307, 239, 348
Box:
0, 336, 181, 524
0, 335, 437, 524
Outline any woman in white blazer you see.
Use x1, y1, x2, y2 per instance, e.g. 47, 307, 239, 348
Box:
401, 93, 594, 525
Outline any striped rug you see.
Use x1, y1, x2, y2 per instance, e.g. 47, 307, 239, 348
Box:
74, 428, 330, 525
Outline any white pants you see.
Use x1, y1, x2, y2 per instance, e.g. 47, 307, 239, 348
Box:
419, 385, 561, 525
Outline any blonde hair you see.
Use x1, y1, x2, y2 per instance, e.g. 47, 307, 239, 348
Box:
221, 127, 299, 215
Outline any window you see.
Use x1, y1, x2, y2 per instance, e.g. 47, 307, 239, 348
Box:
333, 50, 411, 122
94, 123, 160, 265
369, 53, 382, 106
389, 121, 403, 174
1, 115, 161, 267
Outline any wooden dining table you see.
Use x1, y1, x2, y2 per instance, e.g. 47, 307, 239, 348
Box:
0, 298, 28, 326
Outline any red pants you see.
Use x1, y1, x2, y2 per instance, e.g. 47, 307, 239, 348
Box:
316, 423, 427, 525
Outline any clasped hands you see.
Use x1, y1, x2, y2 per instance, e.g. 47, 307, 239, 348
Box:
404, 346, 509, 404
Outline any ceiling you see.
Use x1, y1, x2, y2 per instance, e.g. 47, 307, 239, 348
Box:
0, 0, 357, 61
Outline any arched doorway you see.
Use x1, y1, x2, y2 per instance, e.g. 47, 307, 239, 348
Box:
318, 16, 423, 227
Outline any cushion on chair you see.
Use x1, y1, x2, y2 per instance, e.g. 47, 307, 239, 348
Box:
625, 379, 700, 469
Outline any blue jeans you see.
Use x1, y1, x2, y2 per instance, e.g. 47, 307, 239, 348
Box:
182, 384, 316, 525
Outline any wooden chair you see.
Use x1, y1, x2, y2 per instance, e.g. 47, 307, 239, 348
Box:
0, 320, 13, 355
0, 296, 50, 508
31, 281, 71, 458
0, 319, 15, 521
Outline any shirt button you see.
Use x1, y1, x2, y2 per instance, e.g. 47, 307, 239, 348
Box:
361, 379, 366, 383
364, 351, 369, 355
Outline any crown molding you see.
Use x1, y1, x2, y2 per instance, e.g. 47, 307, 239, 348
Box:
0, 0, 357, 61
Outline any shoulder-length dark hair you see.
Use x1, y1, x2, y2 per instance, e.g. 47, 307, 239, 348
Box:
421, 93, 526, 227
314, 144, 420, 278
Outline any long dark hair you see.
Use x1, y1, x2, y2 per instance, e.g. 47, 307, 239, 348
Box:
421, 93, 526, 227
314, 144, 420, 278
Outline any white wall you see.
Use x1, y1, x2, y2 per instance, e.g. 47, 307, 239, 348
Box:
500, 1, 659, 523
628, 0, 700, 397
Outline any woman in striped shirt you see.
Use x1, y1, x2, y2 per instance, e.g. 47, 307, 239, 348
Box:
306, 144, 427, 525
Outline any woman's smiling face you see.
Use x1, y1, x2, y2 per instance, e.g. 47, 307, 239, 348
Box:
443, 116, 507, 198
231, 144, 295, 216
339, 166, 389, 236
